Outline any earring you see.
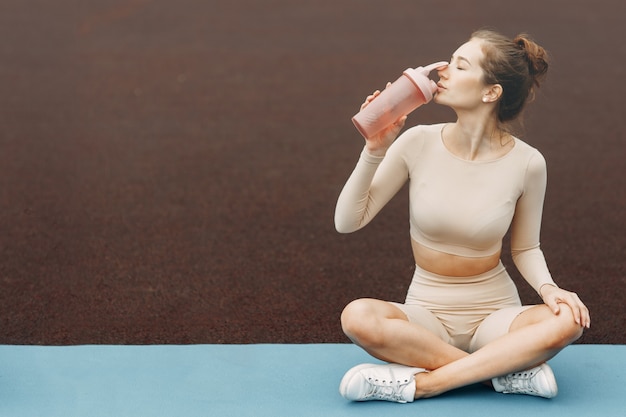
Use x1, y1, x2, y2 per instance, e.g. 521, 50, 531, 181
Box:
482, 97, 489, 103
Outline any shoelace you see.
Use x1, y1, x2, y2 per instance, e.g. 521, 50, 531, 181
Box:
364, 376, 410, 402
498, 370, 540, 394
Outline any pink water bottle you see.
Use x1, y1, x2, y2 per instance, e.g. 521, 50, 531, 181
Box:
352, 61, 448, 140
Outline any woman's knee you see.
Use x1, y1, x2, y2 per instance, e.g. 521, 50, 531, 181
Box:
340, 299, 393, 345
560, 305, 585, 341
546, 305, 584, 348
341, 299, 372, 337
512, 304, 584, 350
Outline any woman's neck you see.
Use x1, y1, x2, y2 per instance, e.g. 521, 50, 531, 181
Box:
443, 115, 512, 161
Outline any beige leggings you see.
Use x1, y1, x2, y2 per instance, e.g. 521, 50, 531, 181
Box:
391, 261, 533, 353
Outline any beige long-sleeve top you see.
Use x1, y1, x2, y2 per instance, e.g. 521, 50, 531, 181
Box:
335, 123, 557, 295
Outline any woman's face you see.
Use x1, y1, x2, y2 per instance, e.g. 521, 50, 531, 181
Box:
434, 38, 490, 110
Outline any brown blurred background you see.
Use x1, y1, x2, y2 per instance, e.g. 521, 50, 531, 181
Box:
1, 0, 624, 345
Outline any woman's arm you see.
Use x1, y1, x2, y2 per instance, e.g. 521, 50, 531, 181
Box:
510, 151, 555, 293
511, 151, 590, 328
334, 146, 408, 233
334, 87, 410, 233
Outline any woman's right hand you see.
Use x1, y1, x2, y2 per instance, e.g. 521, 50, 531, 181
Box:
361, 84, 407, 156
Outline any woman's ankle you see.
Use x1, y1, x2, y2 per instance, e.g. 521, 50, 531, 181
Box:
413, 370, 440, 399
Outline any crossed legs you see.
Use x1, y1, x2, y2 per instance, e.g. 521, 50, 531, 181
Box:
341, 298, 584, 399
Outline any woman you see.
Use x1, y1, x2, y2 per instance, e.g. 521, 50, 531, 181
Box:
334, 30, 590, 403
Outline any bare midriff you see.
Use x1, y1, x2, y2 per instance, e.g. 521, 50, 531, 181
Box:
411, 239, 501, 277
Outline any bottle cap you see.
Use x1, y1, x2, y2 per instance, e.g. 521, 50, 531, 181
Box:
403, 61, 448, 102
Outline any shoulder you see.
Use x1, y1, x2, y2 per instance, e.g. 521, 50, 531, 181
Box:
513, 139, 547, 171
389, 123, 445, 153
512, 139, 547, 186
402, 123, 446, 139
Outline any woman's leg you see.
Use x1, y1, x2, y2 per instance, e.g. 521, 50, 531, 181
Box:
412, 303, 584, 398
341, 298, 469, 370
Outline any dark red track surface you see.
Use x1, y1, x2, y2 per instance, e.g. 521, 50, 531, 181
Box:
1, 0, 624, 344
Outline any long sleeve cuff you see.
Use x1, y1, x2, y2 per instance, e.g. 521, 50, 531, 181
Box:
511, 245, 558, 296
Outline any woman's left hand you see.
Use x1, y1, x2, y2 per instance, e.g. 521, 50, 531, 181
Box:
540, 284, 591, 329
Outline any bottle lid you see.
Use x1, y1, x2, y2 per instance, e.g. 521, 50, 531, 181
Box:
403, 61, 448, 102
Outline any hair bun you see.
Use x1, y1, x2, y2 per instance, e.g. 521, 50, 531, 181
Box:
514, 34, 548, 86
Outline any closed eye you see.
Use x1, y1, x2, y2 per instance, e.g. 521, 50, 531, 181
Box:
451, 54, 472, 70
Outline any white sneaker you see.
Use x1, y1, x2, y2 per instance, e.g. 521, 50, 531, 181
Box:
339, 363, 424, 403
492, 363, 558, 398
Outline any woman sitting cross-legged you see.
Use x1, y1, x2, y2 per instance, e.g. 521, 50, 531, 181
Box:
334, 29, 590, 403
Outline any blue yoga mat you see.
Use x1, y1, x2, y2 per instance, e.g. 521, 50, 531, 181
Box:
0, 344, 623, 416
